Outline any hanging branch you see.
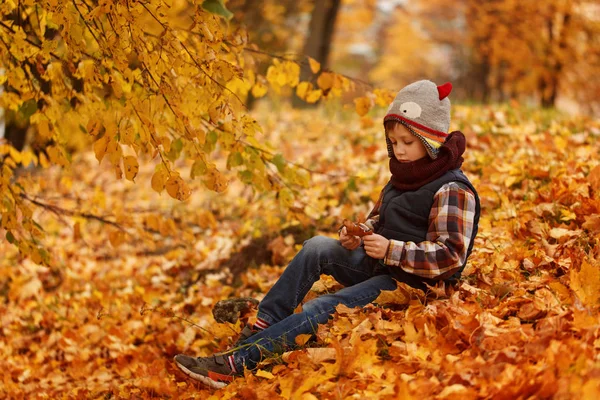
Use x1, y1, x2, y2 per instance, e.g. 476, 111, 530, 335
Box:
20, 193, 125, 231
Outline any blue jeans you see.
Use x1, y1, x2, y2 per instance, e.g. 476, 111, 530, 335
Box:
229, 236, 397, 371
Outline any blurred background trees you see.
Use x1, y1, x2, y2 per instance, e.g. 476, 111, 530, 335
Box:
227, 0, 599, 113
2, 0, 598, 147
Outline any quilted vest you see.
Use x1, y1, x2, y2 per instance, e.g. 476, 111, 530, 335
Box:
375, 169, 481, 285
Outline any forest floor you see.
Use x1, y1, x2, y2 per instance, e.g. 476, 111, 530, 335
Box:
1, 104, 600, 399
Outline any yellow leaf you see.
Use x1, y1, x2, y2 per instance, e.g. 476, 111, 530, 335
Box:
266, 64, 285, 87
296, 82, 312, 100
553, 136, 567, 151
123, 156, 139, 182
354, 96, 371, 117
203, 169, 228, 193
121, 125, 136, 145
20, 151, 37, 167
208, 101, 222, 124
107, 140, 122, 165
278, 188, 294, 208
283, 61, 300, 87
375, 281, 425, 306
294, 333, 313, 346
1, 211, 17, 230
38, 152, 50, 168
166, 175, 191, 201
305, 89, 322, 104
87, 119, 102, 136
548, 281, 572, 303
308, 57, 320, 74
570, 260, 600, 307
30, 247, 43, 264
251, 81, 268, 98
256, 369, 274, 379
159, 136, 171, 153
373, 88, 395, 107
589, 165, 600, 192
46, 145, 68, 166
560, 208, 577, 222
109, 229, 125, 247
151, 167, 169, 194
316, 72, 334, 91
8, 147, 21, 163
93, 135, 110, 163
38, 119, 51, 139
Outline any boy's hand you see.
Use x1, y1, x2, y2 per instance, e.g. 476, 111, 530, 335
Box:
362, 234, 390, 259
339, 227, 361, 250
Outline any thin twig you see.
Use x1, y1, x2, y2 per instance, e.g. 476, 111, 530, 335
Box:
242, 142, 353, 179
20, 193, 125, 230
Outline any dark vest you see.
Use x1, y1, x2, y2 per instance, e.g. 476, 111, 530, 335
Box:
375, 169, 481, 286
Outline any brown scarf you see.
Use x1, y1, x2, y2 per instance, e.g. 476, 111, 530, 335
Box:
389, 131, 466, 191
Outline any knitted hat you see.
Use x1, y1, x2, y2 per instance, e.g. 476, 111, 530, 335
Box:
383, 80, 452, 159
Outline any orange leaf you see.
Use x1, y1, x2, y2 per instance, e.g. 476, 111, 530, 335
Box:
354, 96, 371, 117
307, 57, 320, 74
294, 333, 312, 346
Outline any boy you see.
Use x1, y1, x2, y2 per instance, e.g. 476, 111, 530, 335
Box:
174, 80, 481, 388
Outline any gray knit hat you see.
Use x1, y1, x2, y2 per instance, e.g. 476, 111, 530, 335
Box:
383, 80, 452, 159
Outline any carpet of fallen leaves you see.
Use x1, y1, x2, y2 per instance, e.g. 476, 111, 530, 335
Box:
1, 103, 600, 399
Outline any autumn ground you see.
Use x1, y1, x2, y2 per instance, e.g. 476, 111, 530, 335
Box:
1, 104, 600, 399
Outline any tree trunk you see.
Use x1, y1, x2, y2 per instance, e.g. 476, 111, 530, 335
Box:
540, 6, 571, 108
293, 0, 341, 108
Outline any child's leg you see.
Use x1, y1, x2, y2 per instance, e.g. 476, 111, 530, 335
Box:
229, 274, 396, 371
254, 235, 380, 330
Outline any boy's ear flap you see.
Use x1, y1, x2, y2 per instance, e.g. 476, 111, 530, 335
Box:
386, 137, 394, 158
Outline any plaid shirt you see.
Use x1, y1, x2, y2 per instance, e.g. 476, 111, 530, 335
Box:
367, 182, 477, 280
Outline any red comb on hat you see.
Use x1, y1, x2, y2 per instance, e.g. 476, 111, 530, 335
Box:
437, 82, 452, 100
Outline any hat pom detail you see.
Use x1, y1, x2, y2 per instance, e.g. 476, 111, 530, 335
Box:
437, 82, 452, 100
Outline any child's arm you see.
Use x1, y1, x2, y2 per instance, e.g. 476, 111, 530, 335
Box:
383, 182, 477, 280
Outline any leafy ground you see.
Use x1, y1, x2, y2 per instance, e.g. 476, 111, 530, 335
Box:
1, 104, 600, 399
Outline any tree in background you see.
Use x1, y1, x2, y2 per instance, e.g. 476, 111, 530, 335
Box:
368, 7, 441, 92
409, 0, 600, 111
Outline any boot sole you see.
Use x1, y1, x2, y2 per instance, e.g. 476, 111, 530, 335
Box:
174, 357, 228, 389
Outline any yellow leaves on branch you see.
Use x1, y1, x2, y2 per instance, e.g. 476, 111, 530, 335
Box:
251, 81, 268, 98
296, 82, 322, 103
166, 174, 192, 202
153, 163, 195, 202
316, 72, 334, 91
266, 60, 300, 88
354, 96, 372, 116
0, 145, 39, 169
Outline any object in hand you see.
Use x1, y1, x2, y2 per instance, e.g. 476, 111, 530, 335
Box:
342, 219, 373, 237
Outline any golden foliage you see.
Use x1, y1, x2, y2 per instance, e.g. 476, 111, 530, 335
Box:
0, 0, 372, 260
1, 104, 600, 398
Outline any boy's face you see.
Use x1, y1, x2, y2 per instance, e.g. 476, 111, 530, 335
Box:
386, 123, 428, 162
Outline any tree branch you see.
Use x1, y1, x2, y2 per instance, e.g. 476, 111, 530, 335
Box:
20, 193, 125, 230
